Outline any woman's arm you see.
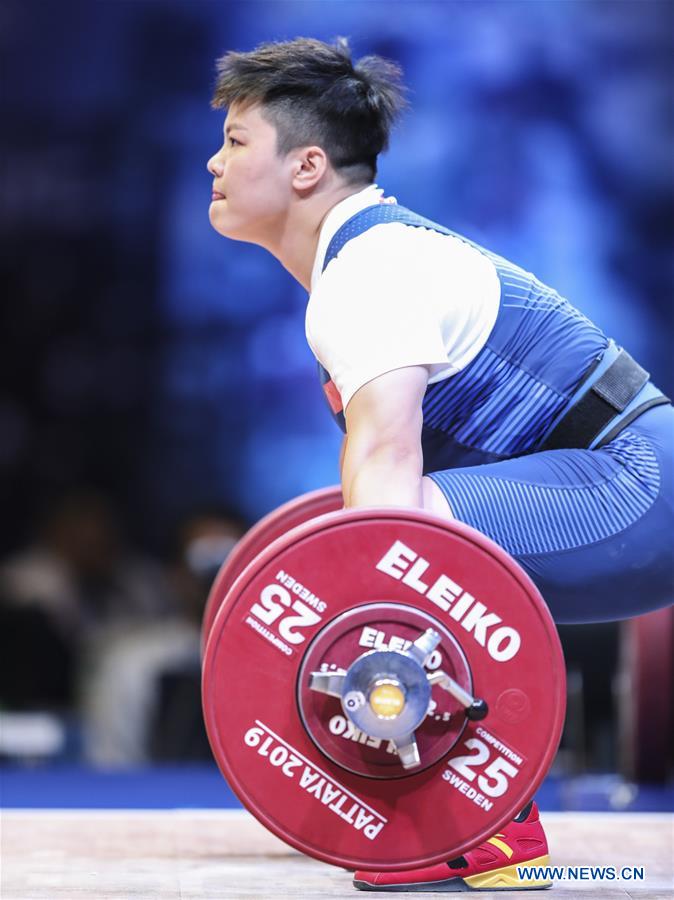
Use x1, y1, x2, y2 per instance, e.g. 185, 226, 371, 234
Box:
341, 366, 429, 508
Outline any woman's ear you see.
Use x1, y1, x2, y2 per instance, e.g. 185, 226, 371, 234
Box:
291, 146, 329, 191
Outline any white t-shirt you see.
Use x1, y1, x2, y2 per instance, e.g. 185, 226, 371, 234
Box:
306, 185, 501, 411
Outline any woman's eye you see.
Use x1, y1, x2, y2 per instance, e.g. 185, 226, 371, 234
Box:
228, 137, 240, 147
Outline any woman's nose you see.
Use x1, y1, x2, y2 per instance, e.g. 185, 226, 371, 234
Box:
207, 152, 224, 177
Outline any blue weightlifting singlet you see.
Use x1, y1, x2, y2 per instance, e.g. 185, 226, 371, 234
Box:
315, 203, 673, 622
318, 203, 663, 468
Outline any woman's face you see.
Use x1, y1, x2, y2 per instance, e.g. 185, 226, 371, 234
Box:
207, 103, 295, 246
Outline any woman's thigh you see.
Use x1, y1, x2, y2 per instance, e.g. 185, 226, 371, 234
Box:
427, 405, 674, 623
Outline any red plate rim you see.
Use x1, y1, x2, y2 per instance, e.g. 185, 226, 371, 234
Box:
201, 485, 342, 652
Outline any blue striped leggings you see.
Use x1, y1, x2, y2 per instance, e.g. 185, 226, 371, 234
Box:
428, 404, 674, 623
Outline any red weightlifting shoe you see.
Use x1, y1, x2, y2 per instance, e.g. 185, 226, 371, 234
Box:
353, 801, 552, 892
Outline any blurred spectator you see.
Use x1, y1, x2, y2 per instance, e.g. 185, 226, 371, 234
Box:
0, 595, 75, 713
80, 508, 246, 766
0, 489, 173, 714
168, 510, 245, 625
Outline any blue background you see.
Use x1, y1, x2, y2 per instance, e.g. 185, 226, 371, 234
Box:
2, 764, 671, 812
2, 0, 672, 551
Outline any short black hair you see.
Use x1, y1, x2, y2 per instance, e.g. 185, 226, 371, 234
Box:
212, 36, 408, 184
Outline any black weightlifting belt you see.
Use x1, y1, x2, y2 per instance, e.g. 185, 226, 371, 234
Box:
539, 343, 670, 451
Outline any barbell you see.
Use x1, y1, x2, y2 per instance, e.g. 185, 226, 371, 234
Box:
201, 490, 566, 871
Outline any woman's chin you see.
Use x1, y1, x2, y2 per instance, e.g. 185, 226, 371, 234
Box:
209, 202, 231, 232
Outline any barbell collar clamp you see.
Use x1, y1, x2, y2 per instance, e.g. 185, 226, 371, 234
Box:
427, 670, 488, 720
406, 628, 441, 667
309, 669, 347, 698
392, 732, 421, 769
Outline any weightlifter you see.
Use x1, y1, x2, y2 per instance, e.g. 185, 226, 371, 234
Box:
206, 37, 673, 892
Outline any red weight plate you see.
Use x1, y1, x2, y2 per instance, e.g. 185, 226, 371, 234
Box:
202, 508, 566, 871
201, 486, 342, 652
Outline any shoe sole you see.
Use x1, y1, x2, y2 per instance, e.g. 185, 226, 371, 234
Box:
354, 855, 553, 892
